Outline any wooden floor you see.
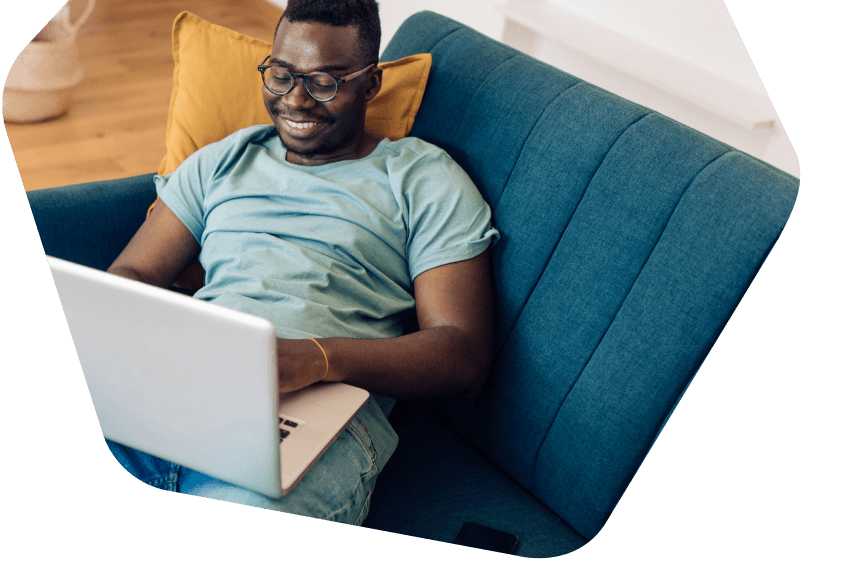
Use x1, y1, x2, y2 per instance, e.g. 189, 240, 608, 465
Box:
4, 0, 283, 191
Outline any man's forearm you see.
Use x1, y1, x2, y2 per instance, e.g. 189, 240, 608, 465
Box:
302, 253, 495, 401
318, 325, 492, 400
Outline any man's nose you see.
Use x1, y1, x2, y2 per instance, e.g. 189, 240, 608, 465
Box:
282, 78, 316, 110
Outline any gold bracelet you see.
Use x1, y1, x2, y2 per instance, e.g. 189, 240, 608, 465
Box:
307, 338, 329, 382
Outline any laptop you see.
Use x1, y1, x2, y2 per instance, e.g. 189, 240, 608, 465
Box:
47, 256, 370, 498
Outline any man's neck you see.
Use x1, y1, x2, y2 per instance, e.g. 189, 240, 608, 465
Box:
285, 132, 383, 166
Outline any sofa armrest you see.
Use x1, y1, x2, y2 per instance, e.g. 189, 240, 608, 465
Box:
26, 174, 157, 271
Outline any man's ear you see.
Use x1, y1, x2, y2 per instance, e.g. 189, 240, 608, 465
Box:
364, 65, 383, 102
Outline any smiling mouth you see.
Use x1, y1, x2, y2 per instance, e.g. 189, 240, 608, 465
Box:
284, 119, 321, 130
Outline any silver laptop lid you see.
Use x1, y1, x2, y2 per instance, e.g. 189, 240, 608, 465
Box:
47, 256, 283, 498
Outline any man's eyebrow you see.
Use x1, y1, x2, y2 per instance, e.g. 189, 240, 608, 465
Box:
269, 58, 353, 73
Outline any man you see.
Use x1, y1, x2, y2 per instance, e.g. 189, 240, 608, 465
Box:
106, 0, 499, 525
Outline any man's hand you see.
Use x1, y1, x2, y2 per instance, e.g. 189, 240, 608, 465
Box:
276, 338, 329, 394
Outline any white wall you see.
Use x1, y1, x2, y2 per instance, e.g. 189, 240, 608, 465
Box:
548, 0, 765, 95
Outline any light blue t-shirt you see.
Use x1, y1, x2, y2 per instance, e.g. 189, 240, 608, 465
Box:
154, 125, 499, 411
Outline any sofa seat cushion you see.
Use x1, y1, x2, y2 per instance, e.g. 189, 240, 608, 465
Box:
363, 420, 587, 558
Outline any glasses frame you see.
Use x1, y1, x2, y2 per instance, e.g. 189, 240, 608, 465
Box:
257, 56, 375, 102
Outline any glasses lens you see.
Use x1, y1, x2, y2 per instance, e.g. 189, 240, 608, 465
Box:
263, 67, 293, 94
262, 67, 339, 101
305, 73, 338, 100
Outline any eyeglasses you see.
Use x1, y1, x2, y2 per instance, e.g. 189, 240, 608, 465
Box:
258, 56, 375, 102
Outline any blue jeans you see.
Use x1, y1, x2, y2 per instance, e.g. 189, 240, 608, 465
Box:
107, 396, 398, 525
26, 179, 403, 523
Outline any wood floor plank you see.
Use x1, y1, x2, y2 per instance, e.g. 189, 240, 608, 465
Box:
4, 0, 284, 191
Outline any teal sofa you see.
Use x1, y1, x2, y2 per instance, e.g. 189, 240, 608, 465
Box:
26, 12, 798, 558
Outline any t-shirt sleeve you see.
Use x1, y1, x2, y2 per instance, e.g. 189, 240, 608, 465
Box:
405, 151, 500, 281
152, 151, 210, 246
152, 135, 238, 246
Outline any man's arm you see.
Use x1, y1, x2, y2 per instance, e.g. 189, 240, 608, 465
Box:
276, 250, 494, 400
107, 199, 200, 287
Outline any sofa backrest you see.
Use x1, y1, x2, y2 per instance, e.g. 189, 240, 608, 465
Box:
382, 12, 798, 540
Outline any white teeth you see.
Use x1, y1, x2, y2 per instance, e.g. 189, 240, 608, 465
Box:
285, 119, 318, 129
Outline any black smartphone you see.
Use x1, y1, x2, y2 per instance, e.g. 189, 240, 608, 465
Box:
452, 522, 518, 555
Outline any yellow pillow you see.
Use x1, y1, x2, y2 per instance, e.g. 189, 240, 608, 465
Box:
158, 11, 431, 176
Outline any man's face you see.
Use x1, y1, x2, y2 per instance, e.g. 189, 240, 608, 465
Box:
263, 20, 382, 165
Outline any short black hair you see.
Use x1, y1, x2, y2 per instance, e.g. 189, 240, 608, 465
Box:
278, 0, 381, 64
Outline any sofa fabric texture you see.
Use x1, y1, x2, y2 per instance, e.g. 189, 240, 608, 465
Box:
367, 11, 797, 550
26, 11, 798, 558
